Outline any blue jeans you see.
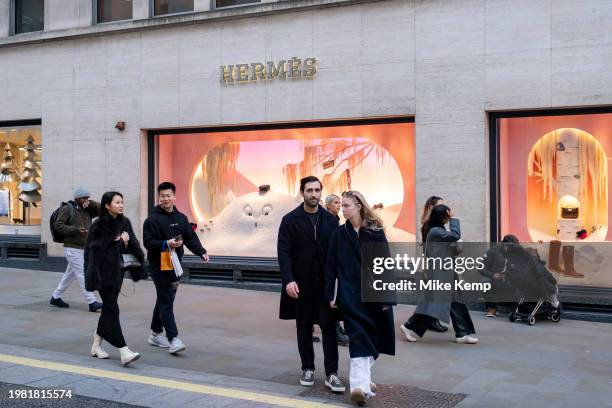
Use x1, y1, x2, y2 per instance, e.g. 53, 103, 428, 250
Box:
150, 268, 180, 341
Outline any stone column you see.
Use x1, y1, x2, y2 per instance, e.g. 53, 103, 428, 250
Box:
0, 0, 10, 37
194, 0, 212, 12
133, 0, 150, 20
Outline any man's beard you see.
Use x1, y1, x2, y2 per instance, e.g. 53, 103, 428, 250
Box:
304, 198, 318, 209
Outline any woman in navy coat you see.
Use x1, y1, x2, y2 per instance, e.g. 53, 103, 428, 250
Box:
325, 190, 395, 406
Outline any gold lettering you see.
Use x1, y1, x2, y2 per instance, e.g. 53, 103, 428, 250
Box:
237, 64, 250, 82
250, 63, 266, 81
220, 65, 235, 84
222, 58, 316, 84
266, 60, 287, 80
303, 57, 317, 78
288, 57, 302, 78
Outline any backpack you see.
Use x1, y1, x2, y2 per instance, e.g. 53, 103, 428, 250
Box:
50, 202, 75, 243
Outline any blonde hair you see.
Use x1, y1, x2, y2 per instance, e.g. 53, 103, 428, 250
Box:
325, 194, 340, 206
342, 190, 384, 230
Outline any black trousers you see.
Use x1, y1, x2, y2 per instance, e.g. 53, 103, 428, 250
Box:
296, 299, 338, 376
150, 269, 180, 341
405, 302, 476, 338
97, 285, 126, 348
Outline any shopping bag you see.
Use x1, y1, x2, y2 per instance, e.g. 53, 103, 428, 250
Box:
160, 249, 173, 271
170, 249, 184, 278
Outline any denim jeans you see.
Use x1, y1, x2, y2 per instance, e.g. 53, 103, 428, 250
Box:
150, 268, 180, 341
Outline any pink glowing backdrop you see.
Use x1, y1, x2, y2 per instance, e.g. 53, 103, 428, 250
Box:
157, 122, 416, 236
499, 114, 612, 242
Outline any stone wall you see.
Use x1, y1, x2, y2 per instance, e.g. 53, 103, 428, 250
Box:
0, 0, 611, 254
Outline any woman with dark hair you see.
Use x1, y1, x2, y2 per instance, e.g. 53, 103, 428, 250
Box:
85, 191, 145, 366
400, 204, 478, 344
326, 190, 395, 405
419, 196, 448, 333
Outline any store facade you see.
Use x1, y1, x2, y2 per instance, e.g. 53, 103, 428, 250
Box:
1, 0, 612, 303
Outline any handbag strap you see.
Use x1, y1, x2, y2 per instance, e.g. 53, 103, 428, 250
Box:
120, 279, 136, 297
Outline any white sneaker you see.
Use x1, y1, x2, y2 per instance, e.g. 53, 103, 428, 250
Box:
119, 347, 140, 366
400, 324, 418, 342
169, 337, 186, 354
148, 333, 171, 348
456, 335, 479, 344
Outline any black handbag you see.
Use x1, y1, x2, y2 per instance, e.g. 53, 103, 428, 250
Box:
121, 254, 149, 281
121, 253, 141, 270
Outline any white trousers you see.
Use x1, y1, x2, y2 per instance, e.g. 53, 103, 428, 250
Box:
350, 356, 376, 397
52, 248, 97, 304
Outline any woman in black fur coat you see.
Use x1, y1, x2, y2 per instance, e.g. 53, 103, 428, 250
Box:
84, 191, 144, 366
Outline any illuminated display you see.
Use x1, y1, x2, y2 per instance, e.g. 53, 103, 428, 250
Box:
499, 114, 612, 287
157, 122, 415, 257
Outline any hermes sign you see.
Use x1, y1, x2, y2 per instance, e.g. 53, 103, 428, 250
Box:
220, 57, 318, 84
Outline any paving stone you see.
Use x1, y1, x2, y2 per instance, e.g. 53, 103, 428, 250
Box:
0, 267, 611, 408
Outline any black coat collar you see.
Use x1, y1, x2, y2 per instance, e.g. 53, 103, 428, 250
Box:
291, 204, 329, 242
343, 222, 362, 259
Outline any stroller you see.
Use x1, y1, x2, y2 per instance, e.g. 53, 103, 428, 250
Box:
505, 246, 562, 326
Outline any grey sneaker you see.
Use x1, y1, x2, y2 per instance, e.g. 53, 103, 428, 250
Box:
325, 373, 346, 393
148, 333, 170, 348
300, 369, 315, 387
169, 337, 186, 354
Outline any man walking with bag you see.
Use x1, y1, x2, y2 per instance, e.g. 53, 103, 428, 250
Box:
278, 176, 345, 393
143, 182, 209, 354
50, 186, 103, 312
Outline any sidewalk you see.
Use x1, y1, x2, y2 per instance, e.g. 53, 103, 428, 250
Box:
0, 267, 610, 407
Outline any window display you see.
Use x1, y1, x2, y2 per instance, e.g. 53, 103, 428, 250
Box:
498, 113, 612, 287
0, 126, 42, 229
156, 122, 415, 257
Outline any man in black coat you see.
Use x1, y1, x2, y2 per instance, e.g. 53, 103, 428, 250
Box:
143, 182, 209, 355
278, 176, 345, 393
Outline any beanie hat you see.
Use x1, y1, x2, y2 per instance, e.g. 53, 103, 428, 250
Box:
73, 186, 91, 199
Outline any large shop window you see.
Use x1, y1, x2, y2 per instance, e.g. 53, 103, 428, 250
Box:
154, 0, 193, 15
97, 0, 133, 23
155, 122, 416, 257
497, 112, 612, 288
14, 0, 44, 34
0, 126, 42, 232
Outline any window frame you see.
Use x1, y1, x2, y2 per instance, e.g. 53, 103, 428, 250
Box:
10, 0, 45, 35
94, 0, 134, 25
150, 0, 195, 18
488, 106, 612, 243
213, 0, 262, 11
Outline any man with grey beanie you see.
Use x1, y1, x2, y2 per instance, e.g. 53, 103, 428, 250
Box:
50, 186, 103, 312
